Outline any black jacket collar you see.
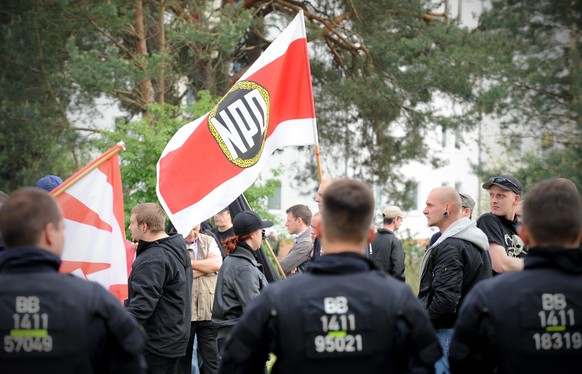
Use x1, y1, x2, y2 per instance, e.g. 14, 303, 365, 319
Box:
0, 247, 61, 274
525, 246, 582, 274
308, 252, 376, 274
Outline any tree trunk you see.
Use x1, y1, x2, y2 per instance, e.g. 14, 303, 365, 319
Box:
135, 0, 153, 108
158, 0, 166, 104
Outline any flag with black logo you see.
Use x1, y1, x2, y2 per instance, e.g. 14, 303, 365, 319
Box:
157, 11, 317, 235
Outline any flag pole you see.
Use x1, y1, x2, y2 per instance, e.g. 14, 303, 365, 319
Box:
298, 10, 323, 184
51, 142, 126, 198
262, 239, 286, 279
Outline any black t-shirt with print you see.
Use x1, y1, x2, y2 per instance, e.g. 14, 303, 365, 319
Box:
477, 213, 528, 259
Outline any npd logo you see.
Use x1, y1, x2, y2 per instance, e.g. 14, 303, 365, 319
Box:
208, 81, 270, 168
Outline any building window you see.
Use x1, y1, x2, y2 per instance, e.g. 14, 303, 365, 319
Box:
454, 129, 462, 149
408, 181, 419, 211
268, 186, 282, 210
441, 127, 447, 148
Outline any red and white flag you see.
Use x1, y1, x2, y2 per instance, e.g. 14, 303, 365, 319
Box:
157, 11, 317, 235
51, 143, 129, 303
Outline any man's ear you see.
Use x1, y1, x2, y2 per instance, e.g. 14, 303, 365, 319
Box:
368, 227, 376, 243
518, 224, 531, 247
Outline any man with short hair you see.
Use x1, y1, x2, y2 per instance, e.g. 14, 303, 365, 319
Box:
477, 175, 527, 274
212, 208, 233, 258
279, 204, 313, 275
450, 178, 582, 373
419, 186, 492, 373
310, 212, 320, 244
459, 192, 476, 220
429, 192, 477, 247
179, 224, 222, 374
219, 179, 442, 373
0, 188, 146, 373
126, 203, 192, 374
370, 205, 406, 281
313, 178, 339, 259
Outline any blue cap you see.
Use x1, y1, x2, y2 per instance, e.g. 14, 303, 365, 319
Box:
36, 175, 63, 192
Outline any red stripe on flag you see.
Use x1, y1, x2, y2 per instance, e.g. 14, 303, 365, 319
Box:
109, 284, 129, 303
58, 192, 113, 232
98, 153, 126, 238
59, 261, 111, 275
159, 38, 314, 213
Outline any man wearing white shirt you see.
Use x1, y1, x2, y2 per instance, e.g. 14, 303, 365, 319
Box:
280, 205, 313, 275
180, 224, 222, 374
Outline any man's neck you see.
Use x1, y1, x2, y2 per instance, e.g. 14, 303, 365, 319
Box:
321, 239, 367, 255
383, 223, 396, 231
293, 224, 309, 236
218, 225, 232, 233
142, 231, 168, 242
500, 212, 515, 221
437, 214, 461, 233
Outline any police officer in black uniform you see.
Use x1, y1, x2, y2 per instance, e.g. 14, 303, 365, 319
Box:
0, 188, 145, 373
450, 178, 582, 373
219, 179, 441, 374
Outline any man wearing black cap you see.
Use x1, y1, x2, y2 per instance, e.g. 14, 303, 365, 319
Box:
211, 210, 273, 352
450, 178, 582, 373
218, 179, 441, 373
477, 175, 527, 274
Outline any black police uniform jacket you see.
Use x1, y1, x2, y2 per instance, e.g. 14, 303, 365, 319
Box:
219, 253, 442, 374
450, 247, 582, 374
0, 247, 145, 373
125, 234, 192, 357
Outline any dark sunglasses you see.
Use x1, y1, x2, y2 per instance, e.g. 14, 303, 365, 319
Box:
262, 229, 266, 240
489, 176, 520, 190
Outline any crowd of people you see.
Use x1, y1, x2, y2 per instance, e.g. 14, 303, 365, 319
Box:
0, 173, 580, 374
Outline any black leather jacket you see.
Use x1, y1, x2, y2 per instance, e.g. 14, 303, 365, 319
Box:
212, 243, 267, 337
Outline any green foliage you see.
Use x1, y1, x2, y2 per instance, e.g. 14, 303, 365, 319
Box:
474, 0, 582, 191
98, 102, 187, 220
244, 169, 282, 223
0, 0, 80, 191
402, 233, 427, 294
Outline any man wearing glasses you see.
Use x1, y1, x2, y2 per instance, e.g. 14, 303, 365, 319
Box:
477, 175, 527, 274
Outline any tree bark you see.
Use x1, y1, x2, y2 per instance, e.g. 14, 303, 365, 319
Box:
135, 0, 153, 108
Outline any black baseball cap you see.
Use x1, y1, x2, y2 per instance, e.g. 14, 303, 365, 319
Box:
482, 175, 522, 195
233, 211, 273, 236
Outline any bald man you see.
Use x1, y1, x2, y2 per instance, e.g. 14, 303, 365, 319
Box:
419, 186, 492, 373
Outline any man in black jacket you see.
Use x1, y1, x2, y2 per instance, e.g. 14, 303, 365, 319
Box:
126, 203, 192, 374
219, 179, 441, 374
370, 205, 406, 281
419, 186, 492, 373
0, 188, 145, 373
450, 178, 582, 374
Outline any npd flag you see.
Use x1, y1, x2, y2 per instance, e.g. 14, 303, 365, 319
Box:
157, 11, 317, 235
51, 143, 129, 303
